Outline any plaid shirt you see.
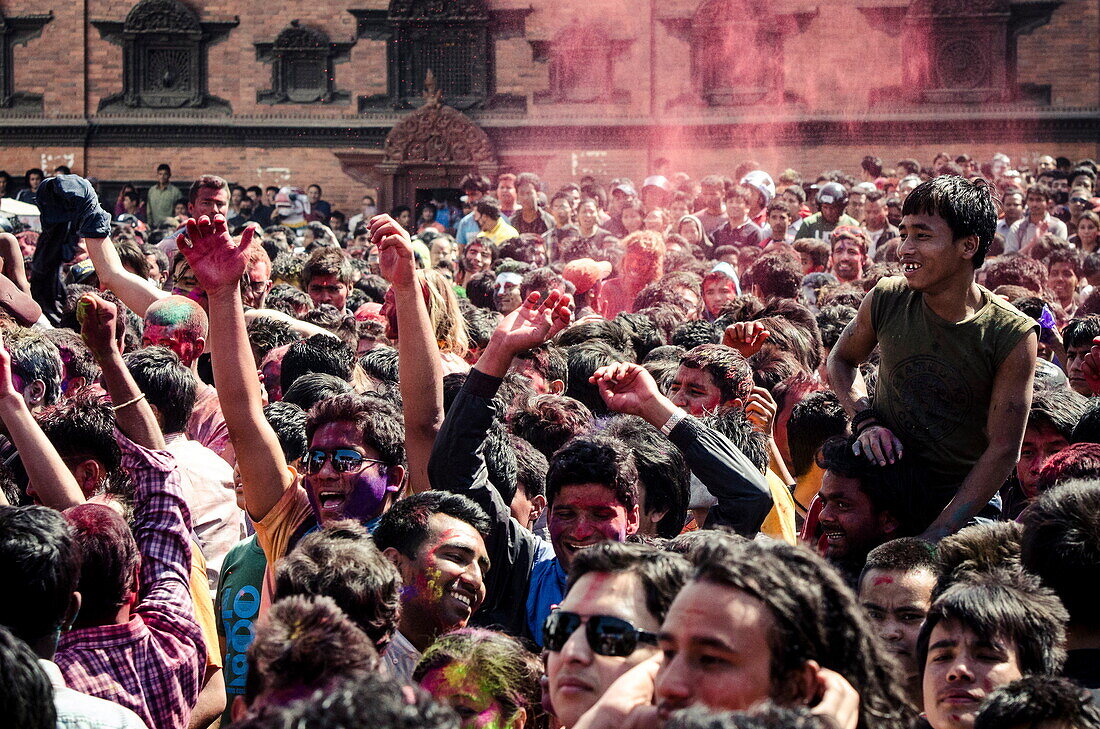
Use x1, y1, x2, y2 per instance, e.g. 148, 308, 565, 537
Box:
56, 432, 207, 729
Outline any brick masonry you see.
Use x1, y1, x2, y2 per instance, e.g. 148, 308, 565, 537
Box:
2, 0, 1098, 215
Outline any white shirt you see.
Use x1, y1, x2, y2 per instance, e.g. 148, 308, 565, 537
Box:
1005, 213, 1069, 253
381, 630, 422, 683
39, 659, 147, 729
163, 432, 246, 588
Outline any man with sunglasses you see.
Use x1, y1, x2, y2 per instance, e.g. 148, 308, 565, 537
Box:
545, 543, 690, 728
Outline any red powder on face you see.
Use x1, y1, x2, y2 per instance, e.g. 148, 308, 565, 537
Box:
873, 575, 894, 586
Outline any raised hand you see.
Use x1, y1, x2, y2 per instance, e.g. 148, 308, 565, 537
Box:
744, 385, 778, 435
491, 290, 574, 356
1081, 336, 1100, 396
76, 293, 121, 359
722, 320, 771, 358
809, 664, 860, 729
368, 214, 416, 286
180, 215, 255, 294
0, 329, 20, 402
853, 423, 904, 466
590, 362, 663, 418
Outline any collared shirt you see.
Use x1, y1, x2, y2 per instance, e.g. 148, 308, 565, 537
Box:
381, 630, 422, 683
40, 659, 147, 729
1005, 213, 1069, 253
479, 217, 521, 246
163, 432, 246, 588
147, 184, 183, 227
56, 433, 206, 729
187, 384, 234, 466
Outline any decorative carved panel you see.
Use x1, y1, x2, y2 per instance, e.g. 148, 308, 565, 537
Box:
383, 75, 496, 166
92, 0, 237, 113
531, 22, 631, 104
0, 10, 53, 112
255, 20, 353, 105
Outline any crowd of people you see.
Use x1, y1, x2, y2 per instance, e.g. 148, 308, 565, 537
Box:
0, 151, 1099, 729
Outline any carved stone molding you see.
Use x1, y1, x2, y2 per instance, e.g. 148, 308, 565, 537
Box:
92, 0, 237, 114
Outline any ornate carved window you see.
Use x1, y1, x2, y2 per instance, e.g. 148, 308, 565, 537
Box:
689, 0, 780, 106
93, 0, 236, 113
531, 22, 630, 104
0, 10, 52, 112
388, 0, 490, 109
255, 21, 353, 104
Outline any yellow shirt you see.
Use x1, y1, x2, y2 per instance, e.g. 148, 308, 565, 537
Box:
759, 468, 797, 545
479, 218, 520, 246
189, 544, 222, 669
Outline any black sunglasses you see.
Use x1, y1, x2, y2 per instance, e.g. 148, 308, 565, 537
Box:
304, 449, 386, 475
1071, 198, 1090, 205
543, 609, 658, 657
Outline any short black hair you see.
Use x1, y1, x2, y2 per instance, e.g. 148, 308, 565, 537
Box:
283, 372, 354, 412
787, 391, 848, 478
915, 571, 1068, 678
564, 342, 626, 417
359, 346, 399, 386
1027, 386, 1087, 440
974, 676, 1100, 729
514, 344, 568, 390
567, 542, 691, 623
614, 313, 664, 361
816, 305, 857, 350
246, 316, 303, 362
0, 625, 55, 729
935, 521, 1023, 596
546, 434, 638, 510
0, 506, 81, 642
511, 435, 548, 499
601, 415, 689, 539
263, 401, 308, 463
666, 705, 835, 729
373, 492, 490, 561
306, 393, 406, 467
37, 392, 131, 502
746, 254, 802, 300
901, 176, 997, 268
670, 320, 719, 350
282, 334, 356, 392
1062, 315, 1100, 349
124, 346, 197, 434
275, 520, 401, 651
678, 344, 753, 406
508, 394, 594, 460
858, 537, 937, 591
1021, 480, 1100, 628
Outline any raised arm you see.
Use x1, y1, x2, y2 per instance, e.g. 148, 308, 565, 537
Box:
591, 362, 772, 536
371, 213, 441, 493
77, 293, 164, 450
181, 215, 293, 521
921, 332, 1036, 541
0, 329, 84, 510
85, 235, 167, 317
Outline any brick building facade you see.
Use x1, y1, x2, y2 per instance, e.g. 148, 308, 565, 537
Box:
1, 0, 1098, 214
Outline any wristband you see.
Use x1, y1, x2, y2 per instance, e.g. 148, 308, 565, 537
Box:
660, 408, 687, 436
851, 408, 878, 431
112, 393, 146, 411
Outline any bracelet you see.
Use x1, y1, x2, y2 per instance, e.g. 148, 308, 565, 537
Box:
660, 408, 687, 436
112, 393, 146, 411
851, 408, 878, 432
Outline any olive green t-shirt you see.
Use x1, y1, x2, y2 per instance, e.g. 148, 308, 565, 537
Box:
870, 276, 1037, 484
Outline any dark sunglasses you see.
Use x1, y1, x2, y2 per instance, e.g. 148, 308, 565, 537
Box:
543, 609, 658, 657
304, 449, 385, 475
1071, 198, 1090, 205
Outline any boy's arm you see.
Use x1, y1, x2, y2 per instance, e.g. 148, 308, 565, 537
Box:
921, 332, 1036, 541
85, 235, 168, 317
180, 215, 293, 521
371, 214, 442, 493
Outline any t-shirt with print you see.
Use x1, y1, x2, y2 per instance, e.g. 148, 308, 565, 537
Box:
216, 535, 267, 726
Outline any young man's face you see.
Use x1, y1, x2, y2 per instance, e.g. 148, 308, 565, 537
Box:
551, 196, 573, 226
799, 252, 823, 275
1002, 193, 1024, 223
577, 201, 599, 230
1026, 192, 1049, 218
394, 512, 489, 639
1017, 422, 1070, 499
517, 182, 538, 211
464, 241, 493, 271
668, 365, 728, 416
306, 420, 402, 524
703, 278, 737, 316
767, 210, 791, 239
28, 172, 43, 190
307, 273, 349, 311
497, 180, 517, 209
725, 196, 748, 223
547, 572, 660, 728
846, 193, 867, 223
897, 213, 974, 294
1065, 342, 1093, 396
188, 185, 230, 220
829, 239, 865, 283
922, 620, 1023, 729
157, 168, 171, 185
430, 238, 455, 266
1046, 262, 1078, 303
859, 567, 936, 688
865, 198, 887, 228
817, 471, 895, 563
307, 186, 322, 204
820, 201, 845, 225
547, 483, 639, 571
655, 581, 775, 716
621, 207, 643, 233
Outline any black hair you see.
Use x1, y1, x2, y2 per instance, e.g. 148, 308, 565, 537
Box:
746, 254, 802, 300
284, 372, 355, 412
1021, 480, 1100, 628
514, 343, 568, 390
787, 391, 848, 478
5, 328, 63, 407
508, 394, 593, 460
546, 434, 638, 509
974, 676, 1100, 729
0, 505, 81, 642
511, 434, 548, 499
282, 334, 356, 392
934, 521, 1024, 597
816, 435, 935, 536
123, 346, 197, 434
464, 270, 497, 310
264, 401, 309, 463
857, 537, 937, 591
1026, 386, 1087, 440
64, 503, 140, 626
689, 539, 915, 729
519, 266, 562, 301
36, 392, 132, 503
266, 283, 312, 317
983, 256, 1048, 293
816, 304, 857, 350
483, 421, 518, 505
275, 520, 401, 651
915, 571, 1067, 678
358, 346, 399, 386
373, 492, 490, 560
901, 176, 997, 268
614, 312, 664, 361
601, 415, 689, 538
0, 624, 55, 729
475, 197, 502, 220
1062, 315, 1100, 349
667, 704, 836, 729
702, 408, 769, 474
678, 344, 753, 406
306, 393, 406, 467
555, 318, 634, 358
568, 541, 691, 623
670, 320, 719, 350
564, 342, 627, 417
861, 156, 883, 178
247, 316, 304, 362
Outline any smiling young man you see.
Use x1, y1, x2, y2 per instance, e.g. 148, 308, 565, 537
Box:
667, 343, 752, 417
828, 176, 1038, 541
827, 227, 868, 284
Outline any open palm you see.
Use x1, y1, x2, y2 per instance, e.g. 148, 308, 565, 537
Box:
493, 290, 573, 354
180, 215, 255, 293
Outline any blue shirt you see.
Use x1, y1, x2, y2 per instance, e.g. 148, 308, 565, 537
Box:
526, 542, 566, 646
